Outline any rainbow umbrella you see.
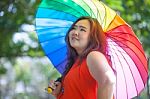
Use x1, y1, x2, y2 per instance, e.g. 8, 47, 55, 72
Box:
35, 0, 148, 99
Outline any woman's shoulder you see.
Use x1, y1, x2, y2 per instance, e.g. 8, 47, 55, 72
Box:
86, 51, 108, 68
87, 51, 106, 60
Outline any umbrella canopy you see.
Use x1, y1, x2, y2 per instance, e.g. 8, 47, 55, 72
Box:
35, 0, 148, 99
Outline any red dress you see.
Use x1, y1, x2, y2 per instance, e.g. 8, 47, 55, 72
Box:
57, 59, 98, 99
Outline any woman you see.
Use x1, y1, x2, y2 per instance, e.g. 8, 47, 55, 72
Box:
49, 16, 116, 99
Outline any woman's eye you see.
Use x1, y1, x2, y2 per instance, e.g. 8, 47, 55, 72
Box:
71, 27, 76, 30
80, 29, 86, 32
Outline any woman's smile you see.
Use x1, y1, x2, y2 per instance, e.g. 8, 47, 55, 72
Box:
71, 36, 79, 41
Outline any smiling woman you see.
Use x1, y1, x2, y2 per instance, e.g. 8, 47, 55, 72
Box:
36, 0, 148, 99
48, 16, 115, 99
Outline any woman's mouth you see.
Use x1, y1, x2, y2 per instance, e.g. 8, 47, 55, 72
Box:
72, 37, 79, 40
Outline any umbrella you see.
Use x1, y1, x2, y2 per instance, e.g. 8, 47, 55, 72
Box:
35, 0, 148, 99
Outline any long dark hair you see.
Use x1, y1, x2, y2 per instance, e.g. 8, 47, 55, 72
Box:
63, 16, 106, 77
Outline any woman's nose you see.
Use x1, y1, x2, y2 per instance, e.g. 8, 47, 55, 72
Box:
72, 30, 78, 36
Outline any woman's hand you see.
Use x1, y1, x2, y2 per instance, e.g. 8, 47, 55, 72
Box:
48, 80, 62, 97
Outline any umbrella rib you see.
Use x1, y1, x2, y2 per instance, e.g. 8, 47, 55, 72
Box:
109, 35, 147, 68
35, 25, 71, 29
55, 57, 67, 69
111, 45, 139, 97
90, 1, 103, 22
92, 1, 105, 26
119, 48, 139, 96
46, 45, 66, 57
78, 0, 96, 18
99, 2, 107, 27
52, 0, 88, 16
99, 1, 117, 30
109, 43, 129, 99
56, 58, 67, 75
109, 38, 148, 83
50, 56, 67, 74
36, 29, 67, 36
35, 17, 74, 28
107, 48, 118, 98
108, 37, 146, 87
106, 13, 118, 31
107, 32, 147, 62
37, 6, 79, 18
39, 36, 65, 43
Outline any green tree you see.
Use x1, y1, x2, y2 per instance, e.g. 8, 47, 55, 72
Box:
0, 0, 42, 57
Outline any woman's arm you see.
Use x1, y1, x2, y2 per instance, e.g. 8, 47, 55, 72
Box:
87, 51, 116, 99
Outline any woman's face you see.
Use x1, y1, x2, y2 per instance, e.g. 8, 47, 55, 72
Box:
69, 19, 91, 55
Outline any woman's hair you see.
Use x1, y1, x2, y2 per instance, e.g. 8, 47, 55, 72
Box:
63, 16, 106, 76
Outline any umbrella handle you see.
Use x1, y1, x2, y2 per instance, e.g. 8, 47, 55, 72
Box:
45, 87, 53, 94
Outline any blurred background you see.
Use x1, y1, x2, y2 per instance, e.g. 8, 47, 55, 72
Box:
0, 0, 150, 99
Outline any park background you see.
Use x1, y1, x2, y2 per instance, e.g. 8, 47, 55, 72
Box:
0, 0, 150, 99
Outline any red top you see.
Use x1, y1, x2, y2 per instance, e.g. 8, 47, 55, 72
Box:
57, 59, 98, 99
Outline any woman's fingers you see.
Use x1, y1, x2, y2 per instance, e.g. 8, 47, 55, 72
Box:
46, 80, 62, 97
51, 82, 62, 96
48, 80, 56, 90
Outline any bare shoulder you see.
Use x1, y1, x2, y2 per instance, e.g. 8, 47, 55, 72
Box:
86, 51, 110, 75
87, 51, 107, 63
86, 51, 115, 84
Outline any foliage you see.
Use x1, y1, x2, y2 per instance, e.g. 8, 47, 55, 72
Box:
0, 0, 42, 57
0, 65, 7, 75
